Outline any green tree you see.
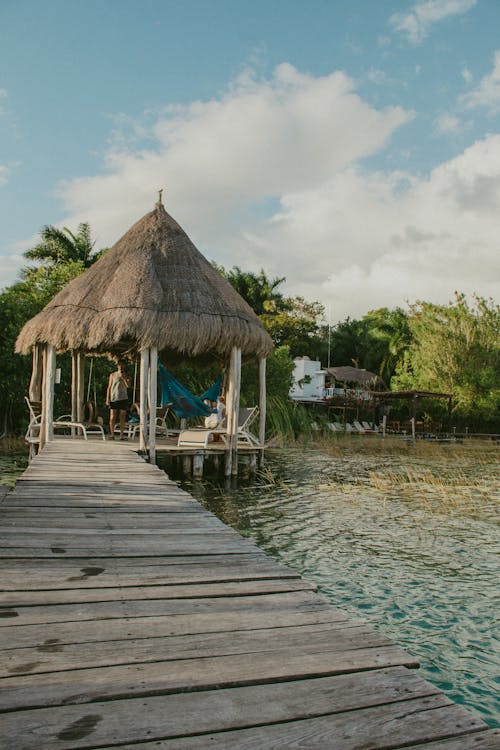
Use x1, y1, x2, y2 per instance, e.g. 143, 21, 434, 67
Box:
361, 307, 411, 381
262, 296, 326, 360
215, 265, 286, 315
392, 294, 499, 428
23, 223, 105, 275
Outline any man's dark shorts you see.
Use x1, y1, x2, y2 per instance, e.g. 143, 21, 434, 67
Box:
110, 400, 129, 411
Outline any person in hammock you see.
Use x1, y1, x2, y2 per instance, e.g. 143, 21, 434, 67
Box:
106, 360, 131, 440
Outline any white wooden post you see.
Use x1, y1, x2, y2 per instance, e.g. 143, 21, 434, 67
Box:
148, 346, 158, 464
71, 352, 77, 423
231, 347, 241, 476
139, 348, 149, 453
29, 344, 43, 402
43, 344, 56, 446
224, 348, 235, 477
77, 352, 85, 423
258, 357, 266, 447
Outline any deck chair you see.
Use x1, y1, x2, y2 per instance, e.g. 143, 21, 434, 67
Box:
352, 420, 366, 433
125, 405, 173, 440
362, 421, 378, 433
25, 397, 105, 441
327, 422, 343, 432
178, 406, 260, 448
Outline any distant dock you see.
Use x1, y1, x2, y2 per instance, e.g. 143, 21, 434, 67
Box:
1, 439, 497, 749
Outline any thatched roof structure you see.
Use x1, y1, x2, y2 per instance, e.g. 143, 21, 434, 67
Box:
16, 202, 274, 362
325, 366, 384, 388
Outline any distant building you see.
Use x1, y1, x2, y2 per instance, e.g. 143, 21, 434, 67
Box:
289, 357, 326, 402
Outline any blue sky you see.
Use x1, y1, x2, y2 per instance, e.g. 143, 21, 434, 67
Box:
1, 0, 499, 321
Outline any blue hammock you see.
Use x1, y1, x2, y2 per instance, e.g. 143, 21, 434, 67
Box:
159, 363, 222, 418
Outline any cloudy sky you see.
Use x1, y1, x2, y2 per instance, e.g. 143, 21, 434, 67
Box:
1, 0, 499, 322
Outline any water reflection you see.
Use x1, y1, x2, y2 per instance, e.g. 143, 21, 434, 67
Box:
160, 442, 500, 728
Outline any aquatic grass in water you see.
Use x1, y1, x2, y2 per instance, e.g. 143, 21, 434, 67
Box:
0, 438, 28, 486
170, 440, 499, 728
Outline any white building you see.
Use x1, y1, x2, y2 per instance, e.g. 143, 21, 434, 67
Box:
289, 357, 326, 401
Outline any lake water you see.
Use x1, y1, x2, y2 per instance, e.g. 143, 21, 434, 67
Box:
160, 440, 500, 728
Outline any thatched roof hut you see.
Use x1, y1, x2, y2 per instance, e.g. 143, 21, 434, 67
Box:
16, 201, 273, 361
17, 199, 273, 469
325, 366, 384, 388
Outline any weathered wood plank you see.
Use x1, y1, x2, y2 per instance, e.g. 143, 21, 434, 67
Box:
0, 645, 418, 712
1, 621, 396, 678
404, 730, 500, 749
92, 700, 485, 750
0, 589, 337, 627
0, 609, 357, 651
0, 578, 316, 609
0, 667, 443, 750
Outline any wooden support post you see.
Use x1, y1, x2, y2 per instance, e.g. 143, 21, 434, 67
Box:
258, 357, 266, 467
240, 455, 250, 478
149, 346, 158, 464
258, 357, 266, 447
231, 347, 241, 477
139, 349, 149, 453
182, 455, 192, 475
41, 344, 56, 447
29, 344, 43, 402
249, 452, 257, 474
192, 453, 204, 477
76, 352, 85, 424
71, 352, 77, 423
224, 349, 235, 477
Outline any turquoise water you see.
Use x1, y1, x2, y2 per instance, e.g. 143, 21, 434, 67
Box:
163, 442, 500, 728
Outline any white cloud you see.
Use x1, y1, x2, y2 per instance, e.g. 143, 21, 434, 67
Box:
390, 0, 477, 45
23, 63, 499, 324
460, 50, 500, 113
434, 112, 461, 133
249, 135, 500, 319
0, 164, 10, 186
58, 63, 410, 252
461, 66, 473, 84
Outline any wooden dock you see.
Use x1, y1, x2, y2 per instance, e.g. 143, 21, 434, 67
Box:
1, 440, 497, 749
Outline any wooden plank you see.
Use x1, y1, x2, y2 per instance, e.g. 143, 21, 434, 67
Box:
0, 667, 443, 750
0, 644, 418, 711
1, 621, 396, 678
0, 606, 356, 649
0, 578, 316, 609
404, 731, 500, 749
0, 511, 223, 529
92, 700, 486, 750
0, 533, 262, 557
0, 589, 338, 627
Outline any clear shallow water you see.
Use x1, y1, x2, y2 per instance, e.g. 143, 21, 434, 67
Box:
162, 442, 500, 728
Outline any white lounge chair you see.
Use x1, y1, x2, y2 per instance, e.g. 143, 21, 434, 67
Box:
25, 397, 105, 441
178, 406, 260, 448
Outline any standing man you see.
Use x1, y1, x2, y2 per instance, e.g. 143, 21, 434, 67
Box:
106, 360, 130, 440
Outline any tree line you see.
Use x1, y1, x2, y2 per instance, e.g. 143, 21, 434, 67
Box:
1, 223, 498, 435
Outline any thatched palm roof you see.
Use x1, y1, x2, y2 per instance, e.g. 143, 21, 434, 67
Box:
16, 202, 274, 361
325, 366, 384, 387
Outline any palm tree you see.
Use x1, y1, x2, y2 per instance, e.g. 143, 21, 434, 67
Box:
24, 223, 105, 269
219, 266, 286, 315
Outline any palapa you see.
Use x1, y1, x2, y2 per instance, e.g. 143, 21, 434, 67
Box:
16, 202, 274, 361
325, 366, 384, 388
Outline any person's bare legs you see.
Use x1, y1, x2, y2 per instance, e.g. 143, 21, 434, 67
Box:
109, 408, 117, 438
119, 409, 127, 439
